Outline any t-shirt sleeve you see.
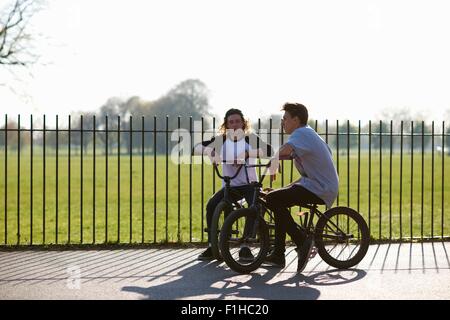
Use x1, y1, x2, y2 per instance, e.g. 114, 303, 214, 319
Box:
200, 136, 216, 147
193, 135, 224, 155
286, 129, 309, 157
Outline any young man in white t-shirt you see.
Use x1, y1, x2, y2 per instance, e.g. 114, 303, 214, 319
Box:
193, 108, 273, 261
265, 103, 339, 272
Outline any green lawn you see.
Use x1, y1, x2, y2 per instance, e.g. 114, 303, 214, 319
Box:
0, 150, 449, 245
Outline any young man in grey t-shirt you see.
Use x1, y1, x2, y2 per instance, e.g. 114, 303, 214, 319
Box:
264, 103, 339, 272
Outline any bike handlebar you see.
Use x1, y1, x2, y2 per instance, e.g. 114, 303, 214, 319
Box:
213, 162, 244, 180
212, 155, 295, 183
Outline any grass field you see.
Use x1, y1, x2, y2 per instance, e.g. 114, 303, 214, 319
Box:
0, 150, 449, 245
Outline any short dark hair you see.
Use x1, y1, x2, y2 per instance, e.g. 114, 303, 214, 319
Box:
282, 103, 308, 125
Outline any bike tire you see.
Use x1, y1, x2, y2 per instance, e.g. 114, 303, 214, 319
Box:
210, 201, 234, 261
314, 206, 370, 269
219, 208, 270, 274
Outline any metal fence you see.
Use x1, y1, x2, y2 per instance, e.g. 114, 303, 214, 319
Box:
0, 114, 449, 246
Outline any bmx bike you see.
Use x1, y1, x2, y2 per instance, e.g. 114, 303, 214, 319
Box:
219, 159, 370, 274
208, 161, 277, 261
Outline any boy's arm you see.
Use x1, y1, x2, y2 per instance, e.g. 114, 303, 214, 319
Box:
267, 143, 295, 179
193, 136, 224, 163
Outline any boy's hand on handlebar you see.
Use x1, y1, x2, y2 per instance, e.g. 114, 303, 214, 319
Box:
270, 173, 277, 182
267, 157, 280, 182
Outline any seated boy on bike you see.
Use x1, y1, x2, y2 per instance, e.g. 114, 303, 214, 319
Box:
264, 103, 339, 272
193, 108, 273, 261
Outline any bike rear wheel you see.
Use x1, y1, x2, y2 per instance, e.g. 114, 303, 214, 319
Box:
314, 206, 370, 269
219, 208, 270, 274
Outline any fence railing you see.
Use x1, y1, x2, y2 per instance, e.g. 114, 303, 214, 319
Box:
0, 115, 449, 245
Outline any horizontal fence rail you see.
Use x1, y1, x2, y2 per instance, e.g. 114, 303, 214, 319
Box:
0, 115, 449, 245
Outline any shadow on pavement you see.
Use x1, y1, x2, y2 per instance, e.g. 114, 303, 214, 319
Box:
121, 260, 366, 300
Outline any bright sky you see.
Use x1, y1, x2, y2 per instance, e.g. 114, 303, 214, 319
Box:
1, 0, 450, 124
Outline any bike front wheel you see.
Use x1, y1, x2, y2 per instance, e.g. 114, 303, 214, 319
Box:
314, 206, 370, 269
219, 208, 270, 274
210, 201, 237, 260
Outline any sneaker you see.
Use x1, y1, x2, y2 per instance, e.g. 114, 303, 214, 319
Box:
263, 251, 286, 268
296, 237, 314, 273
238, 246, 255, 262
197, 247, 214, 261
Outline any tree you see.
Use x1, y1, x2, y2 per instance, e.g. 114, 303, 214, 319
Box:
0, 0, 43, 67
0, 120, 30, 150
145, 79, 212, 154
149, 79, 211, 127
70, 111, 96, 155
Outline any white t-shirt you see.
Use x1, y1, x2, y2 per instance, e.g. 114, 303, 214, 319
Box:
201, 133, 273, 187
286, 125, 339, 208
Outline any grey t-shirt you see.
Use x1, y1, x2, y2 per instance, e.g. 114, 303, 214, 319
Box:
286, 125, 339, 208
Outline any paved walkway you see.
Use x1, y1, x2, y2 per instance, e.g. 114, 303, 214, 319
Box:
1, 242, 449, 300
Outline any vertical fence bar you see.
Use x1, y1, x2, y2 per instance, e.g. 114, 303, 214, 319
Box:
142, 116, 145, 243
269, 118, 273, 189
431, 121, 434, 239
281, 118, 285, 187
55, 115, 58, 244
347, 120, 350, 208
68, 115, 71, 244
153, 116, 157, 243
43, 115, 46, 244
117, 116, 121, 242
400, 121, 403, 239
212, 117, 216, 194
410, 121, 414, 240
379, 120, 382, 240
442, 121, 445, 239
389, 120, 393, 240
17, 115, 20, 244
189, 117, 193, 242
165, 116, 169, 243
105, 115, 108, 243
129, 116, 133, 243
289, 118, 293, 183
421, 121, 424, 239
93, 115, 96, 244
368, 120, 371, 235
336, 120, 339, 206
4, 115, 7, 244
357, 120, 361, 213
258, 119, 261, 179
177, 116, 181, 243
201, 117, 204, 242
30, 115, 33, 245
80, 115, 83, 243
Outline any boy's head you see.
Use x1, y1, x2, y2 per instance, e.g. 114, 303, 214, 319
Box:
281, 103, 308, 134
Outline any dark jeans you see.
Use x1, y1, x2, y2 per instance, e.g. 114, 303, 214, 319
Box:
265, 184, 325, 255
206, 185, 255, 243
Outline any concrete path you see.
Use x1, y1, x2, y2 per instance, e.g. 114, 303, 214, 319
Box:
1, 242, 449, 300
